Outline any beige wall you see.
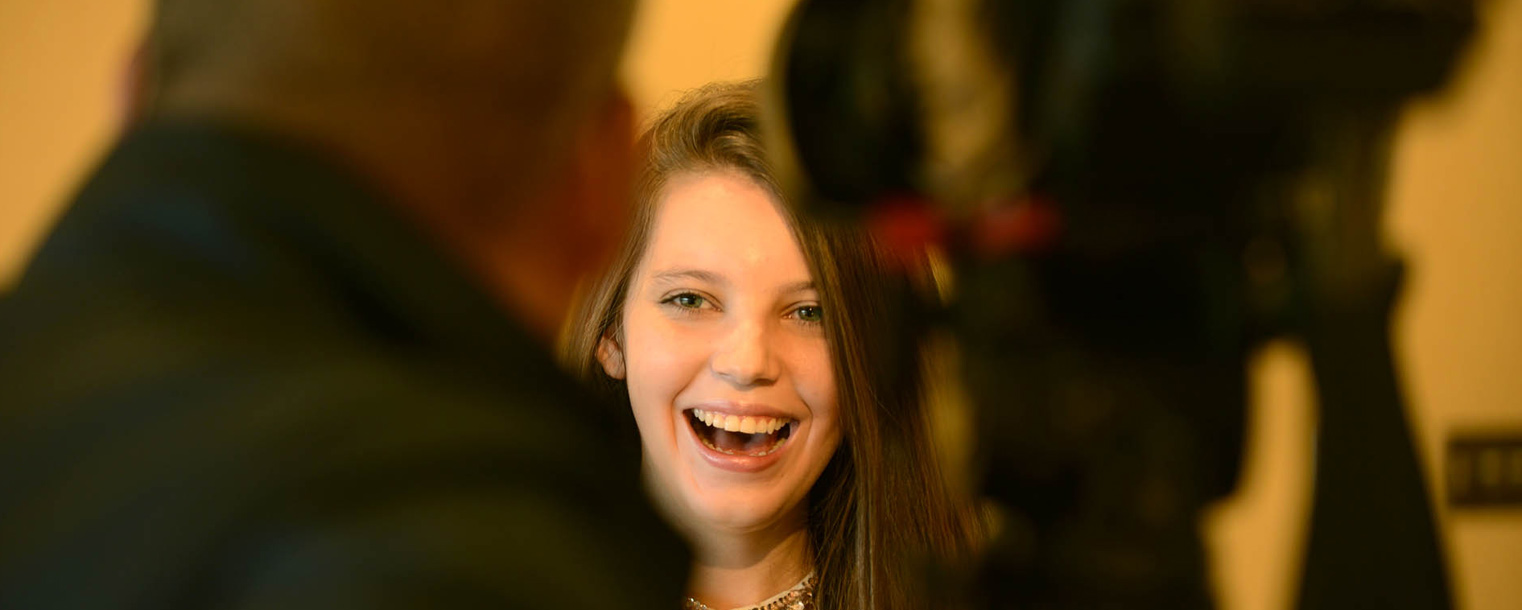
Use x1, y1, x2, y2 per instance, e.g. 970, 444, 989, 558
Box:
1388, 0, 1522, 604
0, 0, 146, 287
623, 0, 794, 117
2, 1, 1517, 609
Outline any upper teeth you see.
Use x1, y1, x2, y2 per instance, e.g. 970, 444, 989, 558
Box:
692, 408, 791, 434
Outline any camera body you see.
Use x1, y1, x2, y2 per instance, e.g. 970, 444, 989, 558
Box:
766, 1, 1474, 607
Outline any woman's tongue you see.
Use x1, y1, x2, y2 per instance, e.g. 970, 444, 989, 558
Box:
709, 428, 773, 455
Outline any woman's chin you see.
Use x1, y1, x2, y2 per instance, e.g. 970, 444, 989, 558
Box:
684, 491, 802, 537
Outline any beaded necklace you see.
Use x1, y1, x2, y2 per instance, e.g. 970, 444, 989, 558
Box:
683, 572, 816, 610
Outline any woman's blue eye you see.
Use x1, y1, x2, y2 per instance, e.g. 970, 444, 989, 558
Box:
794, 305, 823, 324
667, 293, 706, 309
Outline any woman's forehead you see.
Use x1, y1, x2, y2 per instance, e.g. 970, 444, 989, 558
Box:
640, 171, 813, 284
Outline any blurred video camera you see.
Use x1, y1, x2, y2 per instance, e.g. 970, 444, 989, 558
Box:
764, 0, 1475, 607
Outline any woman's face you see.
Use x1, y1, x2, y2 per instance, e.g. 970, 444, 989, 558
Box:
599, 170, 842, 537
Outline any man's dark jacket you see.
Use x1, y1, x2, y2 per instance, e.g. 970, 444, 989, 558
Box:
0, 121, 687, 608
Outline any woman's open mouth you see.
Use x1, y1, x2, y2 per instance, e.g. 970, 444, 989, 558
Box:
685, 408, 796, 458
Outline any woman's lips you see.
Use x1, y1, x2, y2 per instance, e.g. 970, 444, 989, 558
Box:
683, 407, 798, 473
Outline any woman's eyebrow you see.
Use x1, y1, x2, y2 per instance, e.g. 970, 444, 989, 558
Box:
651, 268, 727, 286
778, 280, 817, 295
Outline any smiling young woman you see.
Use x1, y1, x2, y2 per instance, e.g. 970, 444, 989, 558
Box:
564, 81, 977, 610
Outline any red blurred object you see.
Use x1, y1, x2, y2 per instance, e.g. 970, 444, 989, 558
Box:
865, 194, 1062, 264
971, 197, 1062, 257
864, 194, 948, 267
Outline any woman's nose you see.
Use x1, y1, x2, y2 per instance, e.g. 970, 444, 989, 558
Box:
710, 318, 780, 388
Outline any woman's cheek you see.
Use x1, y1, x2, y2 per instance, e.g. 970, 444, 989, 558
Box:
800, 345, 837, 425
630, 324, 692, 402
625, 314, 707, 449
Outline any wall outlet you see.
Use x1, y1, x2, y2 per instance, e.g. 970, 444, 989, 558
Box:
1447, 433, 1522, 508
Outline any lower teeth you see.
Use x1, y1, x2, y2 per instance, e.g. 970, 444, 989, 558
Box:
698, 433, 787, 457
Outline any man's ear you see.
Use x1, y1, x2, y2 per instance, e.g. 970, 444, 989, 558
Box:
119, 37, 156, 129
574, 90, 635, 269
596, 333, 626, 380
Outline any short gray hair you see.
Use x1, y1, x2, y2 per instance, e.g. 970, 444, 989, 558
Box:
148, 0, 635, 183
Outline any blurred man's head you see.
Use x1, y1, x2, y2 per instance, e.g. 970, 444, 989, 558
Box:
132, 0, 641, 339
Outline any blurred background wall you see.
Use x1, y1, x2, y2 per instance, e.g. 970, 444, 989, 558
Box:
1, 1, 1517, 609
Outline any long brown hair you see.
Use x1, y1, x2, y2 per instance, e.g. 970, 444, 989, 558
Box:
563, 80, 975, 610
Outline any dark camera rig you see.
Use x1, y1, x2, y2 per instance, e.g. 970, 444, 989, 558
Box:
765, 0, 1476, 607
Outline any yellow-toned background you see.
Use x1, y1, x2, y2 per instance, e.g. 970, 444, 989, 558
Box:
2, 2, 1517, 609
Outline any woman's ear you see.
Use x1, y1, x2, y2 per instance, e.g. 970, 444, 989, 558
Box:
596, 333, 626, 380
